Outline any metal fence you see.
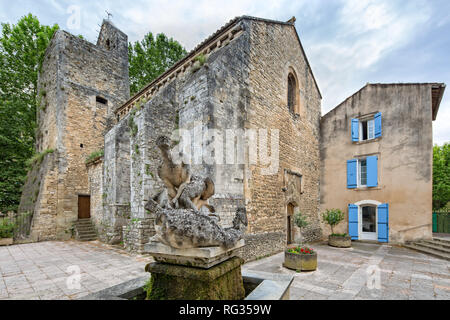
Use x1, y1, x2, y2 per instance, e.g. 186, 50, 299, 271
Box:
0, 212, 33, 240
432, 211, 450, 234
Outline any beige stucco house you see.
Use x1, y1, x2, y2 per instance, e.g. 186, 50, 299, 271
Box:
320, 83, 445, 243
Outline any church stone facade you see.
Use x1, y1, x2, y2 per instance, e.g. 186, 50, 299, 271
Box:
18, 16, 442, 261
99, 16, 323, 260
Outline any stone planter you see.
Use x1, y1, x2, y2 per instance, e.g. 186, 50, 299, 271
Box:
283, 250, 317, 272
328, 235, 352, 248
0, 238, 13, 246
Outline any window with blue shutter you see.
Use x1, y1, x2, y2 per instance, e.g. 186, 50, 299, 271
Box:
351, 119, 359, 142
347, 159, 357, 189
374, 112, 382, 138
348, 204, 358, 240
366, 156, 378, 187
377, 203, 389, 242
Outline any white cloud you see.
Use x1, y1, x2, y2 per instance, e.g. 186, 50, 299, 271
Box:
305, 0, 433, 113
0, 0, 447, 143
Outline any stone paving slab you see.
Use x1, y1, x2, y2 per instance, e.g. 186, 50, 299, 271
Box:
0, 240, 152, 300
242, 242, 450, 300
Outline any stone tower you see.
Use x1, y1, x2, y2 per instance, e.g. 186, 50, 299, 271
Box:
18, 20, 129, 241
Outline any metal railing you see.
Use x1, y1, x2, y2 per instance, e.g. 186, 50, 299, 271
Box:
0, 212, 33, 240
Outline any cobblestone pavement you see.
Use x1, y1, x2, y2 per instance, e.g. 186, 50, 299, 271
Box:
0, 240, 152, 300
242, 242, 450, 300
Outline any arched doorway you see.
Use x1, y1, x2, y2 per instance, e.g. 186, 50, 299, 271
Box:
287, 203, 295, 244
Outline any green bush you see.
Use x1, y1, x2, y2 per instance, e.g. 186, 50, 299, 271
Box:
85, 149, 104, 164
331, 233, 348, 237
25, 149, 55, 167
0, 219, 16, 238
293, 211, 309, 229
321, 209, 344, 234
293, 211, 309, 246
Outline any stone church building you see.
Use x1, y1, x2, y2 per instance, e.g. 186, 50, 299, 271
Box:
18, 16, 444, 261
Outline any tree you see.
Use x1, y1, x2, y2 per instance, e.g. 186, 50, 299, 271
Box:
128, 32, 186, 95
321, 209, 345, 235
433, 143, 450, 211
0, 14, 58, 212
293, 211, 309, 247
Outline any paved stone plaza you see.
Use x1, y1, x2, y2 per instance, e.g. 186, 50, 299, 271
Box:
242, 242, 450, 300
0, 240, 449, 300
0, 241, 152, 300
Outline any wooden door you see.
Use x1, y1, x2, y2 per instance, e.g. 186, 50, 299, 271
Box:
78, 195, 91, 219
287, 203, 294, 244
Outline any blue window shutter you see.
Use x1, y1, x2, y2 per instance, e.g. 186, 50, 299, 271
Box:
347, 159, 357, 189
367, 155, 378, 187
378, 204, 389, 242
374, 112, 382, 138
348, 204, 358, 240
351, 119, 359, 142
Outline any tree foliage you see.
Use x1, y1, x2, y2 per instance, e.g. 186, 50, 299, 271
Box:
321, 209, 344, 234
128, 32, 186, 95
433, 143, 450, 211
0, 14, 58, 212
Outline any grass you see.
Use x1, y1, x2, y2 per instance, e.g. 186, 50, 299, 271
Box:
85, 149, 104, 164
26, 148, 55, 167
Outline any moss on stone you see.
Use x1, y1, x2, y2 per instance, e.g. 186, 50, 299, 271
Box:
146, 257, 245, 300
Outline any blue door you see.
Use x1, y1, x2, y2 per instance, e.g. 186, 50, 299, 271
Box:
378, 204, 389, 242
348, 204, 358, 240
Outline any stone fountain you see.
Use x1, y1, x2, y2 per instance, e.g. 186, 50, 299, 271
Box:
143, 136, 248, 300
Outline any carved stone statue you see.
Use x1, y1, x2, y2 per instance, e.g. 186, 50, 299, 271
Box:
146, 135, 247, 249
178, 175, 215, 213
156, 135, 191, 204
145, 198, 247, 249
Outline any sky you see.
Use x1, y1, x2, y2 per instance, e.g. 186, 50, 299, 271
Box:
1, 0, 449, 145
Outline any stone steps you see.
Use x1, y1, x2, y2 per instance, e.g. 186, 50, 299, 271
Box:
422, 239, 450, 250
415, 241, 450, 254
432, 237, 450, 245
74, 218, 97, 241
404, 238, 450, 261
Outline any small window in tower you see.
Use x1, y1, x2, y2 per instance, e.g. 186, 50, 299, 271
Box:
287, 74, 296, 114
96, 96, 108, 104
80, 144, 84, 148
106, 39, 111, 50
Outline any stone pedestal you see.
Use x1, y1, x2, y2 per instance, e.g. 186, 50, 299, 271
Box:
144, 240, 246, 300
145, 256, 245, 300
144, 239, 245, 268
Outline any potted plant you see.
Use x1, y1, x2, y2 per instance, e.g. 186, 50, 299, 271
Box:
0, 218, 15, 246
321, 209, 351, 248
283, 212, 317, 271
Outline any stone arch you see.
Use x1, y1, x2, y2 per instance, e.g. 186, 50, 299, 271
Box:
285, 66, 301, 116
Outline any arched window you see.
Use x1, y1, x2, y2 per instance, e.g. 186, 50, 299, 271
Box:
287, 73, 297, 114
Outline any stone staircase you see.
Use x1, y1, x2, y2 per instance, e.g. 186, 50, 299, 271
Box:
404, 237, 450, 261
74, 219, 97, 241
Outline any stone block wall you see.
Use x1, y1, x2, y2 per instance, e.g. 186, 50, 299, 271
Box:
103, 18, 322, 260
111, 24, 252, 251
19, 20, 129, 241
241, 19, 322, 260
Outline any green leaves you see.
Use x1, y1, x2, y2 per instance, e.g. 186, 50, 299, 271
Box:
433, 143, 450, 211
128, 32, 186, 95
0, 14, 58, 212
293, 211, 309, 229
0, 218, 16, 238
321, 209, 344, 234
